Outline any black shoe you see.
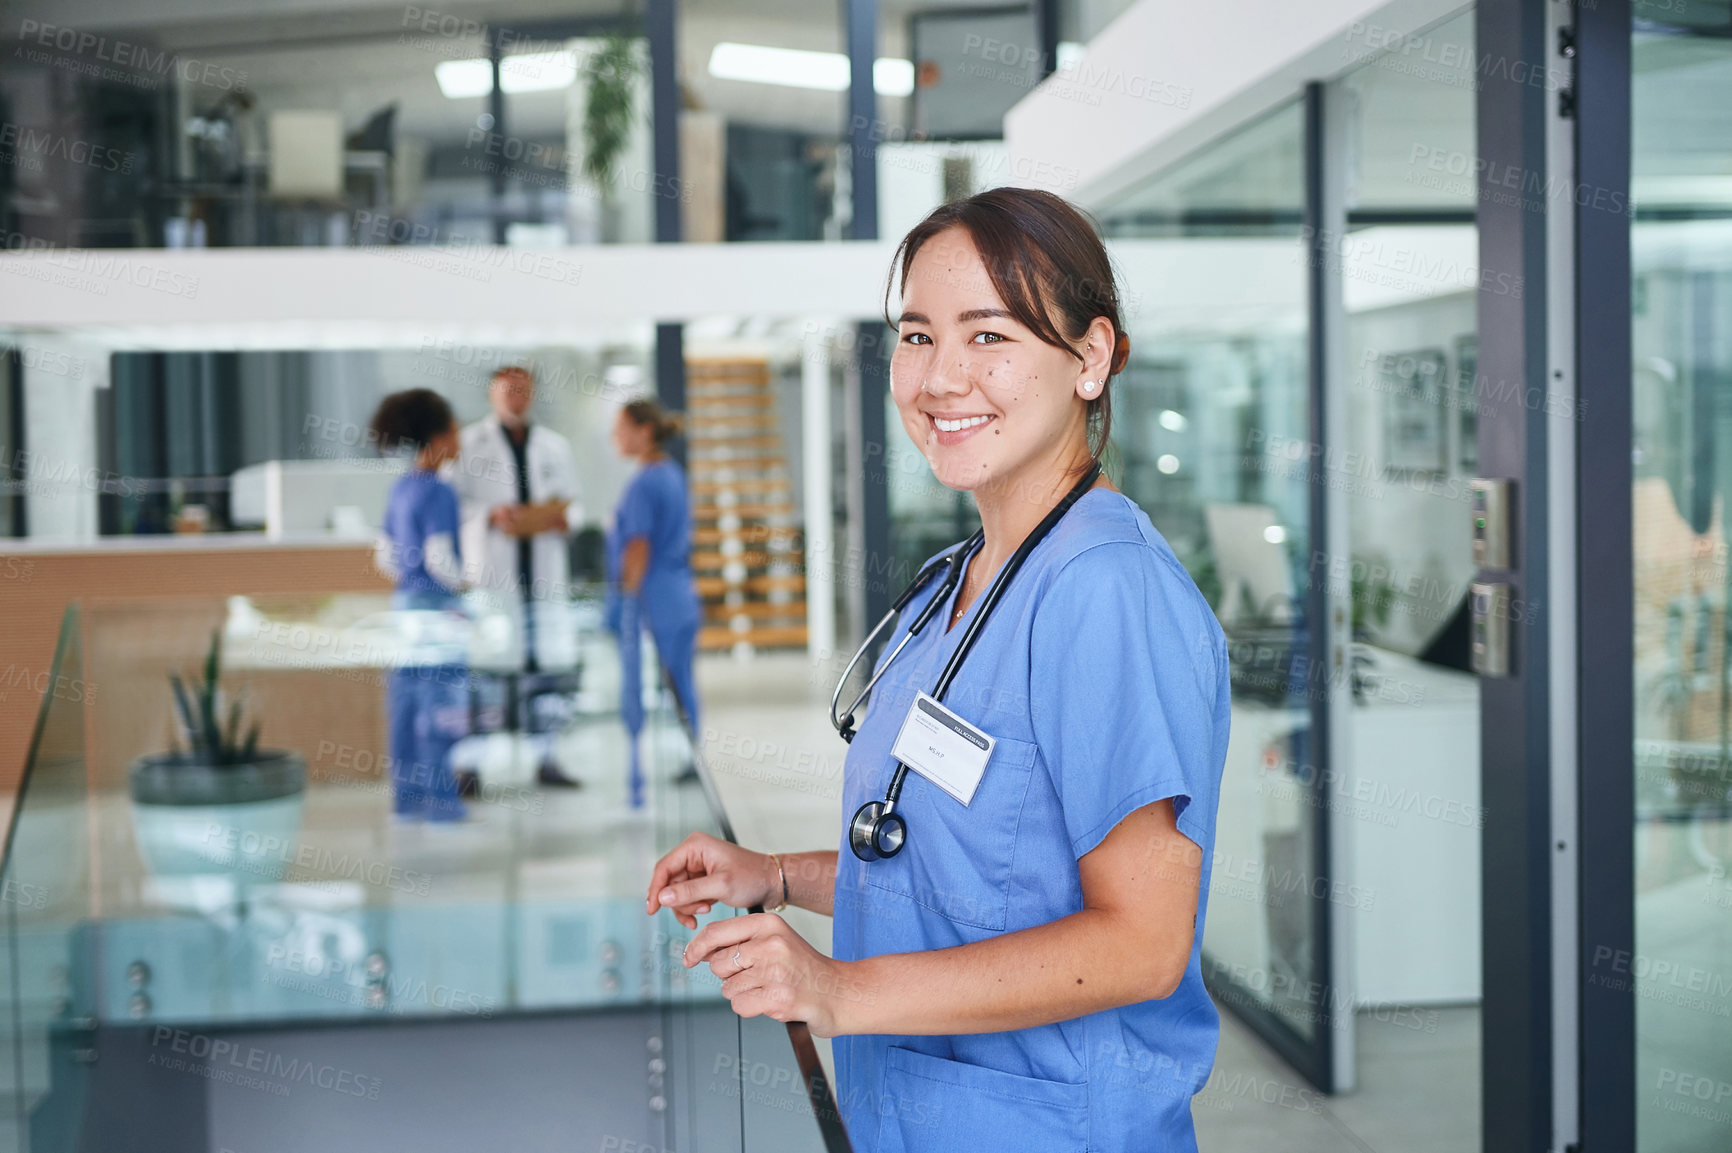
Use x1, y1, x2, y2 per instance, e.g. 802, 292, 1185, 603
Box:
455, 771, 481, 799
537, 763, 584, 789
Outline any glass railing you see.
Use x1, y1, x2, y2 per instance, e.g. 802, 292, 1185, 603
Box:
0, 593, 847, 1152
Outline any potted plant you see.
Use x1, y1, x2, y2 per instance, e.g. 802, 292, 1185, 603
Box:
578, 31, 642, 241
129, 631, 306, 885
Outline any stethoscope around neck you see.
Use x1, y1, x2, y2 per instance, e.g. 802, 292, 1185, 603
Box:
829, 461, 1103, 862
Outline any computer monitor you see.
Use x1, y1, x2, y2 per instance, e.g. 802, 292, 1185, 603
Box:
1204, 502, 1297, 625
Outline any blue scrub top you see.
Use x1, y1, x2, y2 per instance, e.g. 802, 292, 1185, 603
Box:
607, 459, 700, 627
382, 469, 462, 603
833, 488, 1231, 1153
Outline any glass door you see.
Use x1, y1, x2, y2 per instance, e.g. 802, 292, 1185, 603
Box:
1097, 100, 1332, 1088
1628, 5, 1732, 1149
1334, 9, 1484, 1144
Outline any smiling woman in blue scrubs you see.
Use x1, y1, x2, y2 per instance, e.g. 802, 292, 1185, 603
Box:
646, 188, 1230, 1152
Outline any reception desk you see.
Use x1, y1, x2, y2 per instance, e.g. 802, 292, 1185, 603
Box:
0, 535, 388, 799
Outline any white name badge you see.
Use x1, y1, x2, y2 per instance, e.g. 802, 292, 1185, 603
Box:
889, 691, 996, 806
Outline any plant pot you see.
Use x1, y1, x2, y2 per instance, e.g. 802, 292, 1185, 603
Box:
128, 751, 307, 883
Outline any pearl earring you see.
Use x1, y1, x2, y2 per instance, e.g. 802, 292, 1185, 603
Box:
1082, 380, 1098, 395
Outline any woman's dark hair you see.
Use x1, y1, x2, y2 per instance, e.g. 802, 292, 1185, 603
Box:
885, 187, 1131, 465
622, 398, 684, 446
369, 388, 456, 453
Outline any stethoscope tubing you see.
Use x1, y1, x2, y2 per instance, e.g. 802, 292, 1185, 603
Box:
836, 461, 1104, 824
828, 529, 983, 742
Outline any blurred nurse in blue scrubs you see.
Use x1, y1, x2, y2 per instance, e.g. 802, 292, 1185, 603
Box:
607, 398, 702, 808
371, 388, 468, 822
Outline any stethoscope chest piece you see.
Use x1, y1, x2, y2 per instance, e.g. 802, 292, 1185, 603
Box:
849, 801, 907, 861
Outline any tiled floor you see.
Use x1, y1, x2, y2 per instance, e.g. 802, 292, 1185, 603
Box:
1193, 1005, 1479, 1153
694, 651, 1482, 1153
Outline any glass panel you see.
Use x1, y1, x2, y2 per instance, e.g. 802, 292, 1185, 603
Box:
1341, 13, 1477, 215
1098, 103, 1322, 1059
0, 607, 91, 1152
0, 0, 862, 247
682, 0, 849, 242
0, 337, 654, 542
0, 2, 663, 249
0, 351, 21, 538
1, 595, 844, 1150
1338, 6, 1482, 1141
1630, 6, 1732, 1150
1098, 104, 1303, 237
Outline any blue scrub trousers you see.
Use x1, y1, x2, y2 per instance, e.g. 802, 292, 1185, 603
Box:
387, 662, 467, 820
611, 590, 701, 738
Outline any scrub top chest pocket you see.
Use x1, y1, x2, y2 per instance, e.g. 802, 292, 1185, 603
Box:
862, 683, 1040, 934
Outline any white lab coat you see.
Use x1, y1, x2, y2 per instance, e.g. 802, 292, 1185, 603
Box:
447, 417, 582, 600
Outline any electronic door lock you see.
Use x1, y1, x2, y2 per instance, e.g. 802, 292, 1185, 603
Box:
1470, 479, 1512, 570
1471, 581, 1512, 677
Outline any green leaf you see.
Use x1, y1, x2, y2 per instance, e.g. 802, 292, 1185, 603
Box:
582, 33, 640, 189
200, 631, 223, 762
240, 721, 260, 765
224, 697, 244, 764
204, 630, 221, 696
169, 672, 202, 754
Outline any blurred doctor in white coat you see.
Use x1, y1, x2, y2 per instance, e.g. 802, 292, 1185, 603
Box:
449, 366, 584, 784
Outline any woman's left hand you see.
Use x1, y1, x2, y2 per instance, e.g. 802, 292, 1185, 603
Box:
683, 913, 865, 1038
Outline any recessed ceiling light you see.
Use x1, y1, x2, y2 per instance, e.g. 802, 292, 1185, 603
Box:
708, 42, 912, 96
436, 51, 580, 99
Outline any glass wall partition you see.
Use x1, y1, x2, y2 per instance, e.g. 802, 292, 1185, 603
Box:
1335, 7, 1482, 1142
1629, 6, 1732, 1150
0, 2, 663, 248
1096, 102, 1329, 1085
0, 333, 653, 541
5, 314, 848, 661
0, 0, 889, 249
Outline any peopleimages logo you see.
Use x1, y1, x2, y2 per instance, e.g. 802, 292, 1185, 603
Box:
0, 447, 140, 498
14, 20, 249, 92
0, 123, 133, 172
201, 824, 435, 895
148, 1027, 382, 1099
0, 232, 200, 298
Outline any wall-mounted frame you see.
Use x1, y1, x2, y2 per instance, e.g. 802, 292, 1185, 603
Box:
1378, 348, 1449, 474
1455, 333, 1479, 473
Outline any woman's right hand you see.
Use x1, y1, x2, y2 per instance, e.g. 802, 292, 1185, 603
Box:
646, 831, 777, 929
